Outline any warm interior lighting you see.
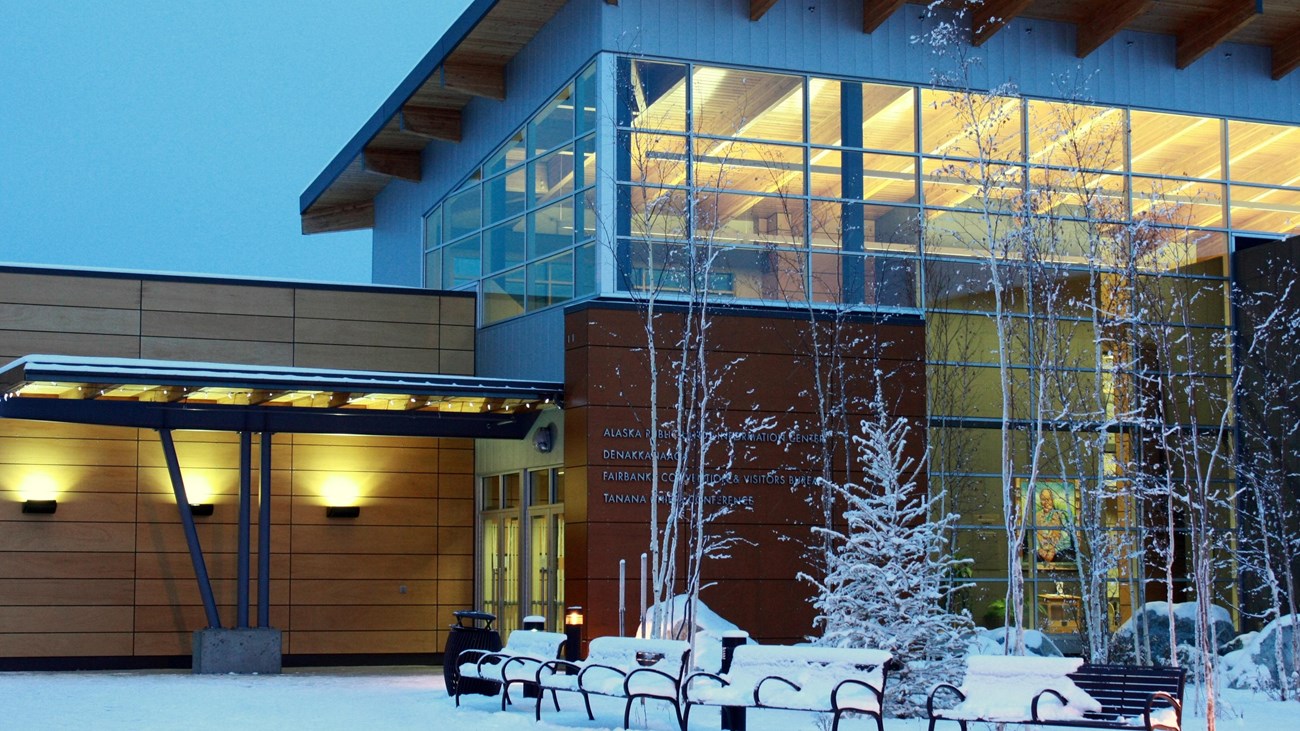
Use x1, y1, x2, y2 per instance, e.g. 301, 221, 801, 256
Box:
22, 499, 57, 514
565, 606, 584, 627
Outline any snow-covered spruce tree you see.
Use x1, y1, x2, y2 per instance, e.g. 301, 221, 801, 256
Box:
802, 379, 972, 717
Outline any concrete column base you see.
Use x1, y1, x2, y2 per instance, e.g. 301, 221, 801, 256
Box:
192, 628, 282, 674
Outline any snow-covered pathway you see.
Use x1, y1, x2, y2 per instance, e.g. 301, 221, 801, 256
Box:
0, 667, 1293, 730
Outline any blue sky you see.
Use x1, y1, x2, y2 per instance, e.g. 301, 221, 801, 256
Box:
0, 1, 471, 284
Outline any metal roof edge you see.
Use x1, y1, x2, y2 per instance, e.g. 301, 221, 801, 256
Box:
2, 355, 564, 399
298, 0, 504, 215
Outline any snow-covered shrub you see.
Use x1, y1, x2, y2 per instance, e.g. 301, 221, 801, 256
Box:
801, 393, 973, 717
1111, 601, 1236, 665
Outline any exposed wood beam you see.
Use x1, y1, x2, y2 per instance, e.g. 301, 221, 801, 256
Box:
62, 383, 114, 400
972, 0, 1035, 46
1272, 35, 1300, 80
1076, 0, 1153, 58
440, 61, 506, 100
863, 0, 906, 34
399, 106, 462, 142
750, 0, 779, 21
363, 148, 422, 182
1175, 0, 1262, 69
244, 390, 283, 406
301, 202, 375, 234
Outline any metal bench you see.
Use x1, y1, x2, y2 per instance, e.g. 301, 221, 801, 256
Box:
535, 636, 692, 728
453, 628, 567, 711
682, 645, 894, 731
927, 656, 1185, 731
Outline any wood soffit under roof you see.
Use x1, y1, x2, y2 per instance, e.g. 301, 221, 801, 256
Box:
301, 0, 1300, 235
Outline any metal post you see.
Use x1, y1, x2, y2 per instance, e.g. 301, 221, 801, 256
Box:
619, 559, 626, 637
720, 631, 749, 731
237, 431, 251, 628
639, 552, 647, 637
158, 429, 221, 629
258, 432, 272, 628
521, 615, 545, 698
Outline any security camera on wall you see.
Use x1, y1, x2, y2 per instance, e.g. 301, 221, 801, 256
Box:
533, 424, 554, 454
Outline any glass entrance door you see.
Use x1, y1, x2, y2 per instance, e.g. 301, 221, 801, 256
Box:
480, 468, 564, 633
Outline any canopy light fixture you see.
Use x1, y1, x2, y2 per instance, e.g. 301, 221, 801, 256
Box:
22, 499, 57, 514
325, 505, 361, 519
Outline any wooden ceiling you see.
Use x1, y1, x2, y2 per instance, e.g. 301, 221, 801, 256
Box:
300, 0, 569, 235
302, 0, 1300, 235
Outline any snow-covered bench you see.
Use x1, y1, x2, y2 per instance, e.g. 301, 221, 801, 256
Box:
682, 645, 894, 731
926, 656, 1185, 731
534, 636, 692, 728
453, 629, 567, 711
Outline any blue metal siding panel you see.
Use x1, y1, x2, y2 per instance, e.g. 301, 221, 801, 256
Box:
598, 0, 1300, 124
371, 0, 604, 286
475, 308, 565, 380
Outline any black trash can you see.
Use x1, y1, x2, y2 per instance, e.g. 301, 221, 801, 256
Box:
443, 610, 502, 697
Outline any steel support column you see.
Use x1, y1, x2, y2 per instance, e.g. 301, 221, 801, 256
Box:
237, 431, 252, 628
258, 432, 272, 628
158, 428, 221, 629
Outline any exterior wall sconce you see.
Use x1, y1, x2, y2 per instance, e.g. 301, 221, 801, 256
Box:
325, 505, 360, 519
564, 605, 583, 662
189, 503, 215, 517
533, 423, 555, 453
22, 499, 58, 514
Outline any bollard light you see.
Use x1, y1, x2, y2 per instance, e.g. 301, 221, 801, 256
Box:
565, 606, 584, 627
564, 606, 583, 664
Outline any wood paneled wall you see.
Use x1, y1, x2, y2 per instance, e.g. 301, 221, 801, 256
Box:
0, 267, 475, 374
0, 267, 478, 663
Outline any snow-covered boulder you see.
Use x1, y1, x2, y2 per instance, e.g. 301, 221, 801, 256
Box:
1111, 601, 1236, 664
968, 627, 1063, 657
635, 594, 752, 672
1223, 615, 1299, 690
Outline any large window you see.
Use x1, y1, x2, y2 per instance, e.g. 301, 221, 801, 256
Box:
616, 59, 923, 311
613, 54, 1300, 635
423, 62, 598, 325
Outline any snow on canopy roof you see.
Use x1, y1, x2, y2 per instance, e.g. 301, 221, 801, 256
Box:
0, 355, 562, 401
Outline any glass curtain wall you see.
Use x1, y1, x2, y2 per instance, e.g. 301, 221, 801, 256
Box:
615, 59, 923, 309
423, 62, 599, 325
612, 54, 1300, 636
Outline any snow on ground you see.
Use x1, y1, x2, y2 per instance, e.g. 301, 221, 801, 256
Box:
0, 666, 1296, 731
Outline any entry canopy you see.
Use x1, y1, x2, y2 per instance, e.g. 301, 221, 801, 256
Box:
0, 355, 562, 439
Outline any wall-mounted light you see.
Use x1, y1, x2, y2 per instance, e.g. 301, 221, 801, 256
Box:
22, 499, 58, 514
533, 423, 555, 453
19, 473, 59, 501
189, 503, 215, 517
325, 505, 361, 519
